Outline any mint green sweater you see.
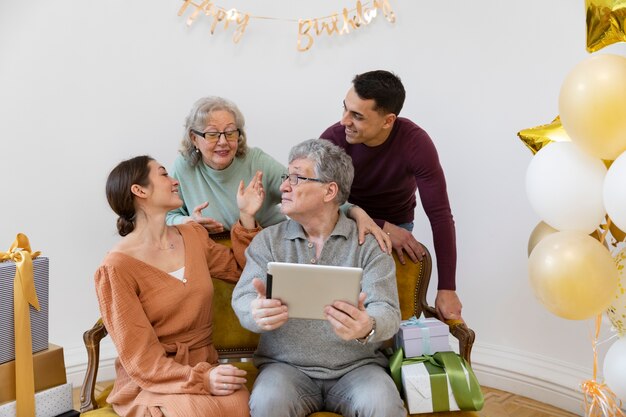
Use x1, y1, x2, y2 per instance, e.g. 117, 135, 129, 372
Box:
166, 147, 286, 229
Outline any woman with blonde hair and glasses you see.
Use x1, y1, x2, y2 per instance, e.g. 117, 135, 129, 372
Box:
166, 96, 285, 233
167, 96, 391, 250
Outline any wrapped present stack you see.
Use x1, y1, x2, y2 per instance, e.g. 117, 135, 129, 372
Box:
391, 315, 484, 414
0, 234, 77, 417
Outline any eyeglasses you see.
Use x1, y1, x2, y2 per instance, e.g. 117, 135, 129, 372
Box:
191, 128, 240, 143
280, 173, 324, 186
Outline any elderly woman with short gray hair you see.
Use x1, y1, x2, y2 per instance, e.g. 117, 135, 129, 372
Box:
167, 96, 390, 250
166, 96, 286, 232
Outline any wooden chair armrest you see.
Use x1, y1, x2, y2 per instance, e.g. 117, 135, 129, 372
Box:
80, 319, 108, 413
423, 305, 475, 365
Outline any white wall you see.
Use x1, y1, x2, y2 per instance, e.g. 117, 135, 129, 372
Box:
2, 1, 624, 414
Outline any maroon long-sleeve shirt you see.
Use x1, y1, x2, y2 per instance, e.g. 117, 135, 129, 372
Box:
321, 118, 457, 290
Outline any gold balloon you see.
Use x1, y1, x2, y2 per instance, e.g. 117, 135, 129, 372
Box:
528, 221, 558, 256
517, 116, 571, 155
528, 221, 606, 256
559, 54, 626, 160
586, 0, 626, 52
528, 231, 618, 320
607, 248, 626, 336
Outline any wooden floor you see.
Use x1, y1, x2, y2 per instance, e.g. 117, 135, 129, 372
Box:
73, 382, 580, 417
476, 386, 579, 417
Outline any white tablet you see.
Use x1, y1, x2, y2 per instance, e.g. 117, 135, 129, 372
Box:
266, 262, 363, 320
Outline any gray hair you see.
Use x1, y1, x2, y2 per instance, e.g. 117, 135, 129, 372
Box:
288, 139, 354, 205
179, 96, 248, 166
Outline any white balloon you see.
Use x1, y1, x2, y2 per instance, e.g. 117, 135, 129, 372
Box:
526, 142, 607, 234
603, 337, 626, 402
604, 151, 626, 233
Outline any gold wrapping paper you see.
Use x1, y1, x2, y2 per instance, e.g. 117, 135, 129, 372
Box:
0, 344, 66, 405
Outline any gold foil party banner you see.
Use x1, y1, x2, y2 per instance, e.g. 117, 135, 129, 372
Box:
178, 0, 250, 43
177, 0, 396, 51
298, 0, 395, 51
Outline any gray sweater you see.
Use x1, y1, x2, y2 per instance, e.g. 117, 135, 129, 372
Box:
232, 212, 401, 379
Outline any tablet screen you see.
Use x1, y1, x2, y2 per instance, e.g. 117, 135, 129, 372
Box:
266, 262, 363, 320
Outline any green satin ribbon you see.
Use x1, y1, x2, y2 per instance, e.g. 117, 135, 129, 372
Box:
389, 348, 484, 412
0, 233, 41, 417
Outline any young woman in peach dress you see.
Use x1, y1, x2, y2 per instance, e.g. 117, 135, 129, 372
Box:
95, 155, 263, 417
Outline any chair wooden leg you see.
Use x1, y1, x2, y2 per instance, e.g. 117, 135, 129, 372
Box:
80, 320, 108, 413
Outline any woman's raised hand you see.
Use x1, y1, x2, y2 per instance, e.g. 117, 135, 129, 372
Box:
186, 201, 225, 233
237, 171, 265, 228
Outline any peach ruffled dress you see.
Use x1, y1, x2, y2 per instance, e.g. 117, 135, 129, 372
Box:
95, 222, 257, 417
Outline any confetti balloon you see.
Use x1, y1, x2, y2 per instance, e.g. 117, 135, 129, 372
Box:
607, 248, 626, 336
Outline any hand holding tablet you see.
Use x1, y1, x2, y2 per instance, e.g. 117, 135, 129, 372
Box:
250, 278, 289, 330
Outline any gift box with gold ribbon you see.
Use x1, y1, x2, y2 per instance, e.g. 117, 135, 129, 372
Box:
390, 348, 484, 414
0, 344, 67, 405
0, 255, 49, 364
0, 234, 50, 417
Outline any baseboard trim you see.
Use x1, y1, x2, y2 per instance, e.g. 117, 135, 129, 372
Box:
65, 340, 595, 415
65, 338, 117, 388
470, 343, 589, 416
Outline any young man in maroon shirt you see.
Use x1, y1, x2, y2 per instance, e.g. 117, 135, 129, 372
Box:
320, 70, 463, 322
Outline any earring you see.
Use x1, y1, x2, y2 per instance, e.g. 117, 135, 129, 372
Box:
195, 147, 200, 153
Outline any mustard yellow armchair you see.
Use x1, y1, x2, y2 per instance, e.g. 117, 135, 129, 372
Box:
79, 241, 476, 417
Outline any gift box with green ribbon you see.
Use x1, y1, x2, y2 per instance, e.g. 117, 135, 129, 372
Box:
390, 348, 484, 413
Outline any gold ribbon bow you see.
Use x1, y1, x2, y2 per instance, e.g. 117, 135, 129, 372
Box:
0, 233, 41, 417
581, 314, 625, 417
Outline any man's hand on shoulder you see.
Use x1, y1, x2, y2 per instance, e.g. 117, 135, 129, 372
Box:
435, 290, 464, 323
347, 206, 392, 254
382, 222, 427, 264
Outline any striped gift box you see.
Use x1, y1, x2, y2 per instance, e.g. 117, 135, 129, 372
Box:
0, 257, 49, 364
